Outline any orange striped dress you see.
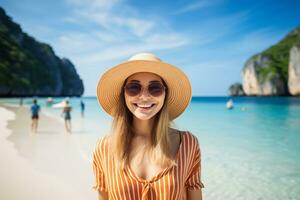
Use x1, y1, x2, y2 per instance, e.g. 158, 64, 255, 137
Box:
92, 131, 204, 199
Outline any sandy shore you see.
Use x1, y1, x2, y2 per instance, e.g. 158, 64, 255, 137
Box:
0, 104, 97, 200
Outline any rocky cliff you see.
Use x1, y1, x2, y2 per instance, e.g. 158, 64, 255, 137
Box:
0, 7, 84, 97
288, 46, 300, 95
242, 54, 287, 95
229, 25, 300, 96
228, 83, 245, 96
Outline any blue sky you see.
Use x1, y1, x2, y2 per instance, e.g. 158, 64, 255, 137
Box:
1, 0, 300, 96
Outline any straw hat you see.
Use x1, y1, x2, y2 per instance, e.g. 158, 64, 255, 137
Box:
96, 53, 192, 120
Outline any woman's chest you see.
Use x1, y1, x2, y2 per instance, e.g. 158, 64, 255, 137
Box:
106, 165, 187, 200
128, 133, 181, 181
129, 154, 166, 181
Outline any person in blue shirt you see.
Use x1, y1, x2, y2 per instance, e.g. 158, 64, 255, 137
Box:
31, 98, 40, 133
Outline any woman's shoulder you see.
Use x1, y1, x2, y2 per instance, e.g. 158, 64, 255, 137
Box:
170, 128, 199, 142
173, 129, 201, 153
185, 131, 199, 142
174, 130, 202, 164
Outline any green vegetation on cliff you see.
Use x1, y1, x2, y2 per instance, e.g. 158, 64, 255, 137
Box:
258, 26, 300, 83
0, 7, 84, 96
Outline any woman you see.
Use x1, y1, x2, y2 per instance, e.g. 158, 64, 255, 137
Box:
93, 53, 204, 199
62, 100, 72, 132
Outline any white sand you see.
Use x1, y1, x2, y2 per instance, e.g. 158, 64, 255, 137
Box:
0, 105, 97, 200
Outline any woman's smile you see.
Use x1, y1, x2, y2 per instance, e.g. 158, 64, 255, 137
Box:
134, 103, 157, 114
134, 103, 156, 109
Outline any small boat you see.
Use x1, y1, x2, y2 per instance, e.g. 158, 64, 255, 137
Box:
226, 99, 234, 109
52, 100, 67, 108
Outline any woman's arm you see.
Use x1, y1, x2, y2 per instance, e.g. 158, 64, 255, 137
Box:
187, 188, 202, 200
98, 191, 108, 200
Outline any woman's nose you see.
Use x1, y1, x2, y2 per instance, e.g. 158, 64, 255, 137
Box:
139, 87, 151, 98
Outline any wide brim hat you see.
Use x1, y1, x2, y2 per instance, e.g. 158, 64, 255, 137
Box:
96, 53, 192, 120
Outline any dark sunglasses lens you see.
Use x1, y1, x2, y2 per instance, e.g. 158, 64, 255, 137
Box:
125, 83, 141, 96
148, 83, 165, 96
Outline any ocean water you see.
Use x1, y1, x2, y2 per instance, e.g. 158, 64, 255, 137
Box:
1, 96, 300, 200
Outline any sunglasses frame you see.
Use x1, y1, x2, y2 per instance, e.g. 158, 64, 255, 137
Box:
124, 82, 167, 97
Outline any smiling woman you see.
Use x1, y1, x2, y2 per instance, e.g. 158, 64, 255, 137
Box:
93, 53, 204, 200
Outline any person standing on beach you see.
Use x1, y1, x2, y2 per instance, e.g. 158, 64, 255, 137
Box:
62, 100, 72, 133
80, 99, 85, 117
30, 98, 40, 133
92, 53, 204, 199
20, 98, 23, 107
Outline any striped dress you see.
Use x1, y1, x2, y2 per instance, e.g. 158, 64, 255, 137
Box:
92, 131, 204, 199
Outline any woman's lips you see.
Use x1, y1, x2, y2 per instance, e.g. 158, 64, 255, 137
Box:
133, 103, 156, 110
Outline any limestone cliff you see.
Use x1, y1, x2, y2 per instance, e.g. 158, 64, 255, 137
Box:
0, 7, 84, 97
242, 55, 287, 95
240, 25, 300, 96
288, 46, 300, 95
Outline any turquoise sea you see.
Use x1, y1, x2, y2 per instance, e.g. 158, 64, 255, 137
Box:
1, 96, 300, 200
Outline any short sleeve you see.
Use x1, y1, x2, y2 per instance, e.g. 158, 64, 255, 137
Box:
92, 138, 107, 192
185, 134, 205, 190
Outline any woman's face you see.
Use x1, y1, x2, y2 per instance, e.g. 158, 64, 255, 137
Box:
124, 72, 166, 121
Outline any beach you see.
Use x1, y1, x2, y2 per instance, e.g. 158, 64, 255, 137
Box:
0, 104, 97, 200
1, 97, 300, 200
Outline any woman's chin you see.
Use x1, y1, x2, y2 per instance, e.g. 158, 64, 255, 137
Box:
133, 112, 155, 121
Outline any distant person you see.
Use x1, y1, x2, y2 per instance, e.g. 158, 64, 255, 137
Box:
62, 100, 72, 133
19, 98, 23, 106
30, 98, 40, 133
80, 100, 85, 117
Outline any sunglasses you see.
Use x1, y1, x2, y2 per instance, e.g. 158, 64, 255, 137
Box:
124, 82, 166, 97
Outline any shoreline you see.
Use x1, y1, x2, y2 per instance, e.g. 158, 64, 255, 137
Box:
0, 104, 97, 200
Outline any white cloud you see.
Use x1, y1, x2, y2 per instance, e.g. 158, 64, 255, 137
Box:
55, 0, 189, 68
66, 0, 118, 11
56, 31, 188, 67
200, 11, 250, 39
173, 0, 212, 15
227, 28, 285, 55
180, 28, 284, 73
76, 10, 155, 37
65, 0, 158, 38
144, 33, 188, 48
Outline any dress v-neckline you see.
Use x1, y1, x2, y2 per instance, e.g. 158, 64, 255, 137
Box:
125, 131, 184, 184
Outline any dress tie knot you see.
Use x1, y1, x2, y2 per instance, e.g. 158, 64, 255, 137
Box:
141, 182, 151, 200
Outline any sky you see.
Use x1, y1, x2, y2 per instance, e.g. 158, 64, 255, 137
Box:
1, 0, 300, 96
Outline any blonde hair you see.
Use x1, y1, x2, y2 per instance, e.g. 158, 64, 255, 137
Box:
109, 82, 177, 169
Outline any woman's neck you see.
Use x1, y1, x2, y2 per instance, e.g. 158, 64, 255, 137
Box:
132, 117, 154, 138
